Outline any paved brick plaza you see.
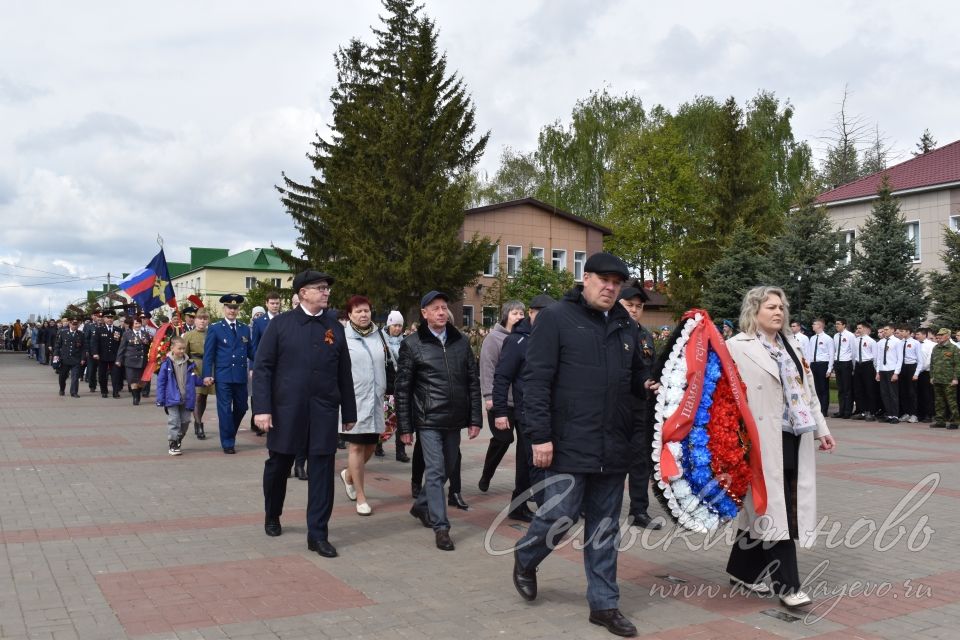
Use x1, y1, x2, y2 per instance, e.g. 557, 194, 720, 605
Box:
1, 353, 959, 639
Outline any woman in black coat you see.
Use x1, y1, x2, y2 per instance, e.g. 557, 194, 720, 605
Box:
116, 317, 151, 405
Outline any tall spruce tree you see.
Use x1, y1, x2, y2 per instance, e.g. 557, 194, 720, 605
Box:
701, 227, 770, 322
914, 129, 937, 156
845, 176, 928, 326
927, 228, 960, 327
277, 0, 493, 316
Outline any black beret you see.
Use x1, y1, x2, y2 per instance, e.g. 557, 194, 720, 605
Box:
619, 286, 649, 302
529, 294, 556, 309
219, 293, 245, 305
420, 290, 449, 308
292, 270, 335, 291
583, 252, 630, 280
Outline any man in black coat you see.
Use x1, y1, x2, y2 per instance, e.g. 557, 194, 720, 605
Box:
512, 253, 648, 639
491, 293, 556, 522
54, 317, 86, 397
94, 310, 124, 398
253, 270, 357, 559
396, 290, 482, 552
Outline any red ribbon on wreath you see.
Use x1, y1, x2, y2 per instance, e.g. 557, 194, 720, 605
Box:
658, 309, 767, 516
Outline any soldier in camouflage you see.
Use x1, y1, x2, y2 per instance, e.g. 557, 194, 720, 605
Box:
930, 328, 960, 430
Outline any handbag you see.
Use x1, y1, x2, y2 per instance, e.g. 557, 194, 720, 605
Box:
378, 329, 397, 396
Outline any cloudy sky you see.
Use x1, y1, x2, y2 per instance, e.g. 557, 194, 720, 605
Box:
2, 0, 958, 321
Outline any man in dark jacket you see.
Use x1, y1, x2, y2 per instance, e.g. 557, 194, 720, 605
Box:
253, 270, 357, 559
396, 290, 482, 551
54, 317, 86, 397
512, 253, 648, 638
94, 310, 125, 398
492, 293, 556, 522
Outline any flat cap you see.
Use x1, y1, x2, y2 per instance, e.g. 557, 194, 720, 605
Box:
219, 293, 245, 305
619, 286, 649, 302
292, 270, 334, 291
583, 252, 629, 280
529, 294, 556, 309
937, 327, 952, 336
420, 290, 449, 308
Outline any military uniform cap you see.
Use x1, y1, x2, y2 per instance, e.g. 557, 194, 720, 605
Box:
292, 270, 335, 291
219, 293, 245, 305
937, 328, 952, 336
103, 309, 116, 318
529, 294, 556, 309
182, 306, 198, 316
583, 252, 630, 280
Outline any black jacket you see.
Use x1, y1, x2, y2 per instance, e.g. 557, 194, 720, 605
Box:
395, 321, 482, 434
492, 317, 531, 420
94, 324, 124, 362
54, 328, 85, 366
520, 287, 648, 474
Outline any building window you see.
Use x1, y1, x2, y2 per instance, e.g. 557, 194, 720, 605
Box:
530, 247, 544, 264
905, 221, 920, 263
506, 245, 522, 276
573, 251, 586, 281
462, 305, 474, 327
270, 278, 281, 288
482, 306, 498, 327
245, 277, 257, 289
552, 249, 567, 272
840, 230, 855, 265
484, 246, 499, 277
950, 215, 960, 232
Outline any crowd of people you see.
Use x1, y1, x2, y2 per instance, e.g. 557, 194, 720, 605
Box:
26, 250, 953, 636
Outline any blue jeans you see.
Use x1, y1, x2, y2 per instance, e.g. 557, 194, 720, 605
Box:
413, 429, 461, 531
516, 470, 626, 611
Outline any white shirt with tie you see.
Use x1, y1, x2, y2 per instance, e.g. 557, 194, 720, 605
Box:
834, 329, 856, 362
854, 334, 876, 366
874, 335, 902, 374
806, 331, 836, 373
901, 337, 922, 371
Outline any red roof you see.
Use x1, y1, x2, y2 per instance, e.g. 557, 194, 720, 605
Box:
816, 139, 960, 205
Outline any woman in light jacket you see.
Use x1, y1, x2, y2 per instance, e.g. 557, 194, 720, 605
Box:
724, 286, 837, 608
338, 295, 386, 516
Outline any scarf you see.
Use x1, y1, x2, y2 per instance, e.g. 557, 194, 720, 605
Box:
758, 332, 818, 436
350, 321, 376, 338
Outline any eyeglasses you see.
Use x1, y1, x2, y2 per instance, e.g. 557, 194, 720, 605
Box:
305, 285, 332, 293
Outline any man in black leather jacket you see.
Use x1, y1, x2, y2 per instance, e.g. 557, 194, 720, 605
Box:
512, 253, 649, 638
396, 290, 482, 551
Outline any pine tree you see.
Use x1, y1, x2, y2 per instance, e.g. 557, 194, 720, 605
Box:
845, 176, 928, 326
701, 227, 770, 322
927, 228, 960, 327
276, 0, 493, 317
763, 195, 852, 326
914, 129, 937, 156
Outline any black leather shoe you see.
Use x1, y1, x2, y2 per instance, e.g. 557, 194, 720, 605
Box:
831, 412, 842, 418
59, 390, 65, 396
308, 538, 338, 558
508, 506, 535, 523
888, 417, 900, 424
101, 393, 108, 398
70, 393, 80, 398
112, 392, 120, 398
396, 452, 410, 463
588, 609, 637, 637
410, 506, 432, 528
478, 477, 490, 492
630, 512, 663, 530
223, 447, 236, 454
264, 517, 281, 537
513, 548, 537, 601
448, 492, 469, 510
337, 438, 346, 450
850, 413, 865, 420
435, 529, 455, 551
374, 443, 385, 457
948, 424, 959, 430
411, 482, 421, 499
294, 464, 308, 480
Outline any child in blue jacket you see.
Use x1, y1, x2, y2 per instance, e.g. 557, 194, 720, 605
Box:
156, 337, 203, 455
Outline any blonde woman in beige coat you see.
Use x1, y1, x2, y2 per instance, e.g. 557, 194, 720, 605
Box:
724, 286, 837, 609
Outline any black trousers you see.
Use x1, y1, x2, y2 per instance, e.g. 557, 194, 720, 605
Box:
917, 371, 934, 420
628, 397, 655, 515
58, 363, 81, 395
726, 432, 801, 595
98, 361, 122, 395
810, 361, 829, 416
263, 450, 335, 542
834, 360, 854, 417
898, 363, 918, 417
877, 370, 899, 418
479, 408, 531, 499
412, 438, 461, 494
86, 358, 99, 389
853, 361, 878, 415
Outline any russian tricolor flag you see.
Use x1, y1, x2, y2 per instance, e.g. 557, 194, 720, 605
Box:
119, 249, 177, 313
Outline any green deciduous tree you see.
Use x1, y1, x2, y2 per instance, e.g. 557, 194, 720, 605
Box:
844, 177, 928, 326
481, 256, 574, 310
927, 228, 960, 327
276, 0, 493, 319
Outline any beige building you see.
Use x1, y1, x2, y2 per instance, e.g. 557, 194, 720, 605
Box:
455, 198, 609, 326
818, 140, 960, 272
169, 247, 292, 310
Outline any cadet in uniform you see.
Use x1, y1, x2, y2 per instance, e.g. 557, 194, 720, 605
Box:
896, 325, 922, 423
54, 317, 86, 397
930, 328, 960, 429
851, 321, 879, 421
874, 323, 903, 423
94, 310, 124, 397
184, 308, 213, 440
831, 319, 856, 419
805, 318, 835, 417
203, 294, 254, 454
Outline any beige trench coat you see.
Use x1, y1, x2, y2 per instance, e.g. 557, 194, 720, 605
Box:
726, 331, 830, 548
